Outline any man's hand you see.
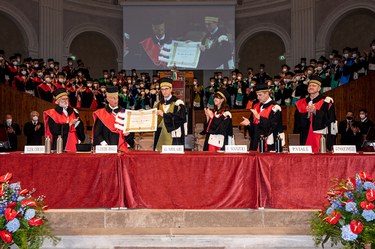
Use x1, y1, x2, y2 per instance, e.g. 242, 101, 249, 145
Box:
157, 110, 164, 117
240, 116, 250, 126
250, 109, 260, 120
35, 124, 41, 131
69, 118, 79, 126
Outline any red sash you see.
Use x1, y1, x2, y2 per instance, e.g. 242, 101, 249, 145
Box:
43, 109, 79, 152
140, 37, 166, 67
252, 102, 274, 125
206, 112, 224, 152
295, 98, 325, 152
92, 108, 128, 152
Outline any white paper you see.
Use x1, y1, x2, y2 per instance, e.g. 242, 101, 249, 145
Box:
167, 40, 201, 68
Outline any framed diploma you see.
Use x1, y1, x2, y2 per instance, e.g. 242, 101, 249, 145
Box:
123, 108, 158, 132
167, 40, 201, 69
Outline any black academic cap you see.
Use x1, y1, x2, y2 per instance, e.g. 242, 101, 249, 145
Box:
309, 75, 323, 87
256, 83, 269, 92
53, 88, 68, 100
106, 86, 119, 93
214, 88, 230, 102
159, 78, 173, 88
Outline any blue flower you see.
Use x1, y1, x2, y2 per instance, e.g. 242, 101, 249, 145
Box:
331, 200, 343, 209
362, 210, 375, 222
341, 224, 358, 241
24, 209, 36, 220
6, 218, 20, 233
345, 202, 358, 214
326, 207, 334, 215
356, 178, 363, 191
344, 191, 354, 200
17, 196, 25, 202
363, 181, 375, 190
10, 182, 21, 191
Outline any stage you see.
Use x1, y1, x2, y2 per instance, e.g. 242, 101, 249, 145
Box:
1, 151, 374, 210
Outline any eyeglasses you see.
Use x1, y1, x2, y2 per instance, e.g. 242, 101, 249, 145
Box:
160, 88, 171, 91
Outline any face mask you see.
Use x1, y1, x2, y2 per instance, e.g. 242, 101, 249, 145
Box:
34, 64, 39, 68
113, 82, 117, 85
333, 60, 338, 65
301, 63, 305, 66
323, 64, 327, 69
352, 54, 357, 58
282, 69, 287, 72
111, 72, 115, 76
32, 116, 38, 122
295, 76, 301, 81
223, 81, 227, 84
123, 89, 127, 93
360, 114, 366, 119
58, 79, 65, 83
13, 61, 18, 66
50, 74, 54, 78
6, 119, 12, 125
55, 66, 59, 70
346, 116, 353, 121
38, 73, 43, 77
210, 82, 214, 86
78, 72, 82, 76
283, 79, 290, 83
218, 75, 222, 79
329, 55, 334, 59
307, 71, 313, 75
17, 58, 21, 63
68, 62, 73, 66
237, 77, 242, 80
311, 63, 316, 67
50, 64, 54, 68
193, 81, 197, 85
45, 78, 51, 83
0, 56, 3, 60
251, 83, 255, 87
316, 67, 322, 71
21, 70, 27, 75
87, 83, 92, 87
372, 45, 375, 50
260, 69, 264, 72
101, 88, 106, 92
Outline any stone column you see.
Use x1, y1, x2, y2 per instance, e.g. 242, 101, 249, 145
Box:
291, 0, 315, 66
39, 0, 63, 63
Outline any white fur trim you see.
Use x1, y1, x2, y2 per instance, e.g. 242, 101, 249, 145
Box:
175, 99, 185, 106
218, 35, 229, 43
272, 105, 281, 112
324, 96, 334, 103
73, 108, 79, 114
223, 111, 232, 118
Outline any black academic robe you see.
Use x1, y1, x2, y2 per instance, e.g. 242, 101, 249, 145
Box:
203, 110, 233, 151
93, 106, 134, 148
153, 96, 186, 151
23, 121, 44, 145
249, 101, 283, 151
295, 95, 336, 149
46, 106, 85, 150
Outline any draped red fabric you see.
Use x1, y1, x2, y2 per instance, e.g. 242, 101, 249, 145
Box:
257, 153, 375, 209
121, 151, 259, 209
0, 153, 123, 208
1, 152, 375, 209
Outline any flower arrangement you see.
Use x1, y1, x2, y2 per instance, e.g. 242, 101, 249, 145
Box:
0, 172, 59, 249
311, 172, 375, 249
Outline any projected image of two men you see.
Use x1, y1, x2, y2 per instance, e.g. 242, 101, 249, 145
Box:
123, 5, 235, 70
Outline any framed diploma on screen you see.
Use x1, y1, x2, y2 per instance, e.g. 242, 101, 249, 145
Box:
167, 40, 201, 69
123, 109, 158, 132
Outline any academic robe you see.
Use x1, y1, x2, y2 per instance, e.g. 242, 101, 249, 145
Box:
249, 101, 283, 151
153, 96, 186, 151
44, 106, 85, 152
203, 110, 233, 151
92, 106, 134, 152
295, 95, 336, 152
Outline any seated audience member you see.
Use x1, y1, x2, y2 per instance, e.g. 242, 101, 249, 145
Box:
24, 111, 44, 145
2, 114, 21, 151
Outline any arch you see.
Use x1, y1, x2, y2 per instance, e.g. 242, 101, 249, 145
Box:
236, 23, 292, 67
64, 23, 122, 69
316, 0, 375, 57
0, 0, 39, 57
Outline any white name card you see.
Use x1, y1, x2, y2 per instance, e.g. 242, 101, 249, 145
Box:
225, 145, 248, 153
161, 145, 184, 154
95, 145, 118, 154
333, 145, 357, 154
289, 145, 313, 154
24, 146, 46, 154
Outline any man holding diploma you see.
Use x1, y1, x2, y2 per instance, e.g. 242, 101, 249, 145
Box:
153, 78, 186, 151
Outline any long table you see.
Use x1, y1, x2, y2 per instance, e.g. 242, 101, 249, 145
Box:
1, 151, 374, 209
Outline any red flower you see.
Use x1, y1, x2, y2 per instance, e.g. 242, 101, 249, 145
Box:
360, 201, 375, 210
21, 199, 37, 207
28, 218, 44, 226
359, 172, 373, 181
6, 202, 16, 209
18, 188, 29, 196
0, 230, 12, 243
324, 210, 341, 225
0, 173, 12, 183
0, 185, 3, 197
350, 220, 364, 234
4, 208, 17, 221
366, 189, 375, 202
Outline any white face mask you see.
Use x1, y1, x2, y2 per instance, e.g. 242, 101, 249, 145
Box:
21, 70, 27, 75
45, 78, 51, 83
360, 114, 366, 119
6, 119, 12, 125
38, 73, 43, 77
78, 72, 82, 76
87, 83, 92, 87
13, 61, 18, 66
343, 53, 349, 59
295, 76, 301, 81
372, 45, 375, 50
58, 79, 65, 83
32, 116, 38, 122
333, 60, 338, 65
68, 62, 73, 66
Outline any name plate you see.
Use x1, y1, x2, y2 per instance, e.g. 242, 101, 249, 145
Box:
289, 145, 313, 154
24, 146, 45, 154
333, 145, 357, 154
95, 145, 118, 154
225, 145, 248, 153
161, 145, 184, 154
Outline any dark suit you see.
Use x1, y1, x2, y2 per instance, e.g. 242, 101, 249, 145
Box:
2, 121, 21, 151
23, 121, 44, 145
